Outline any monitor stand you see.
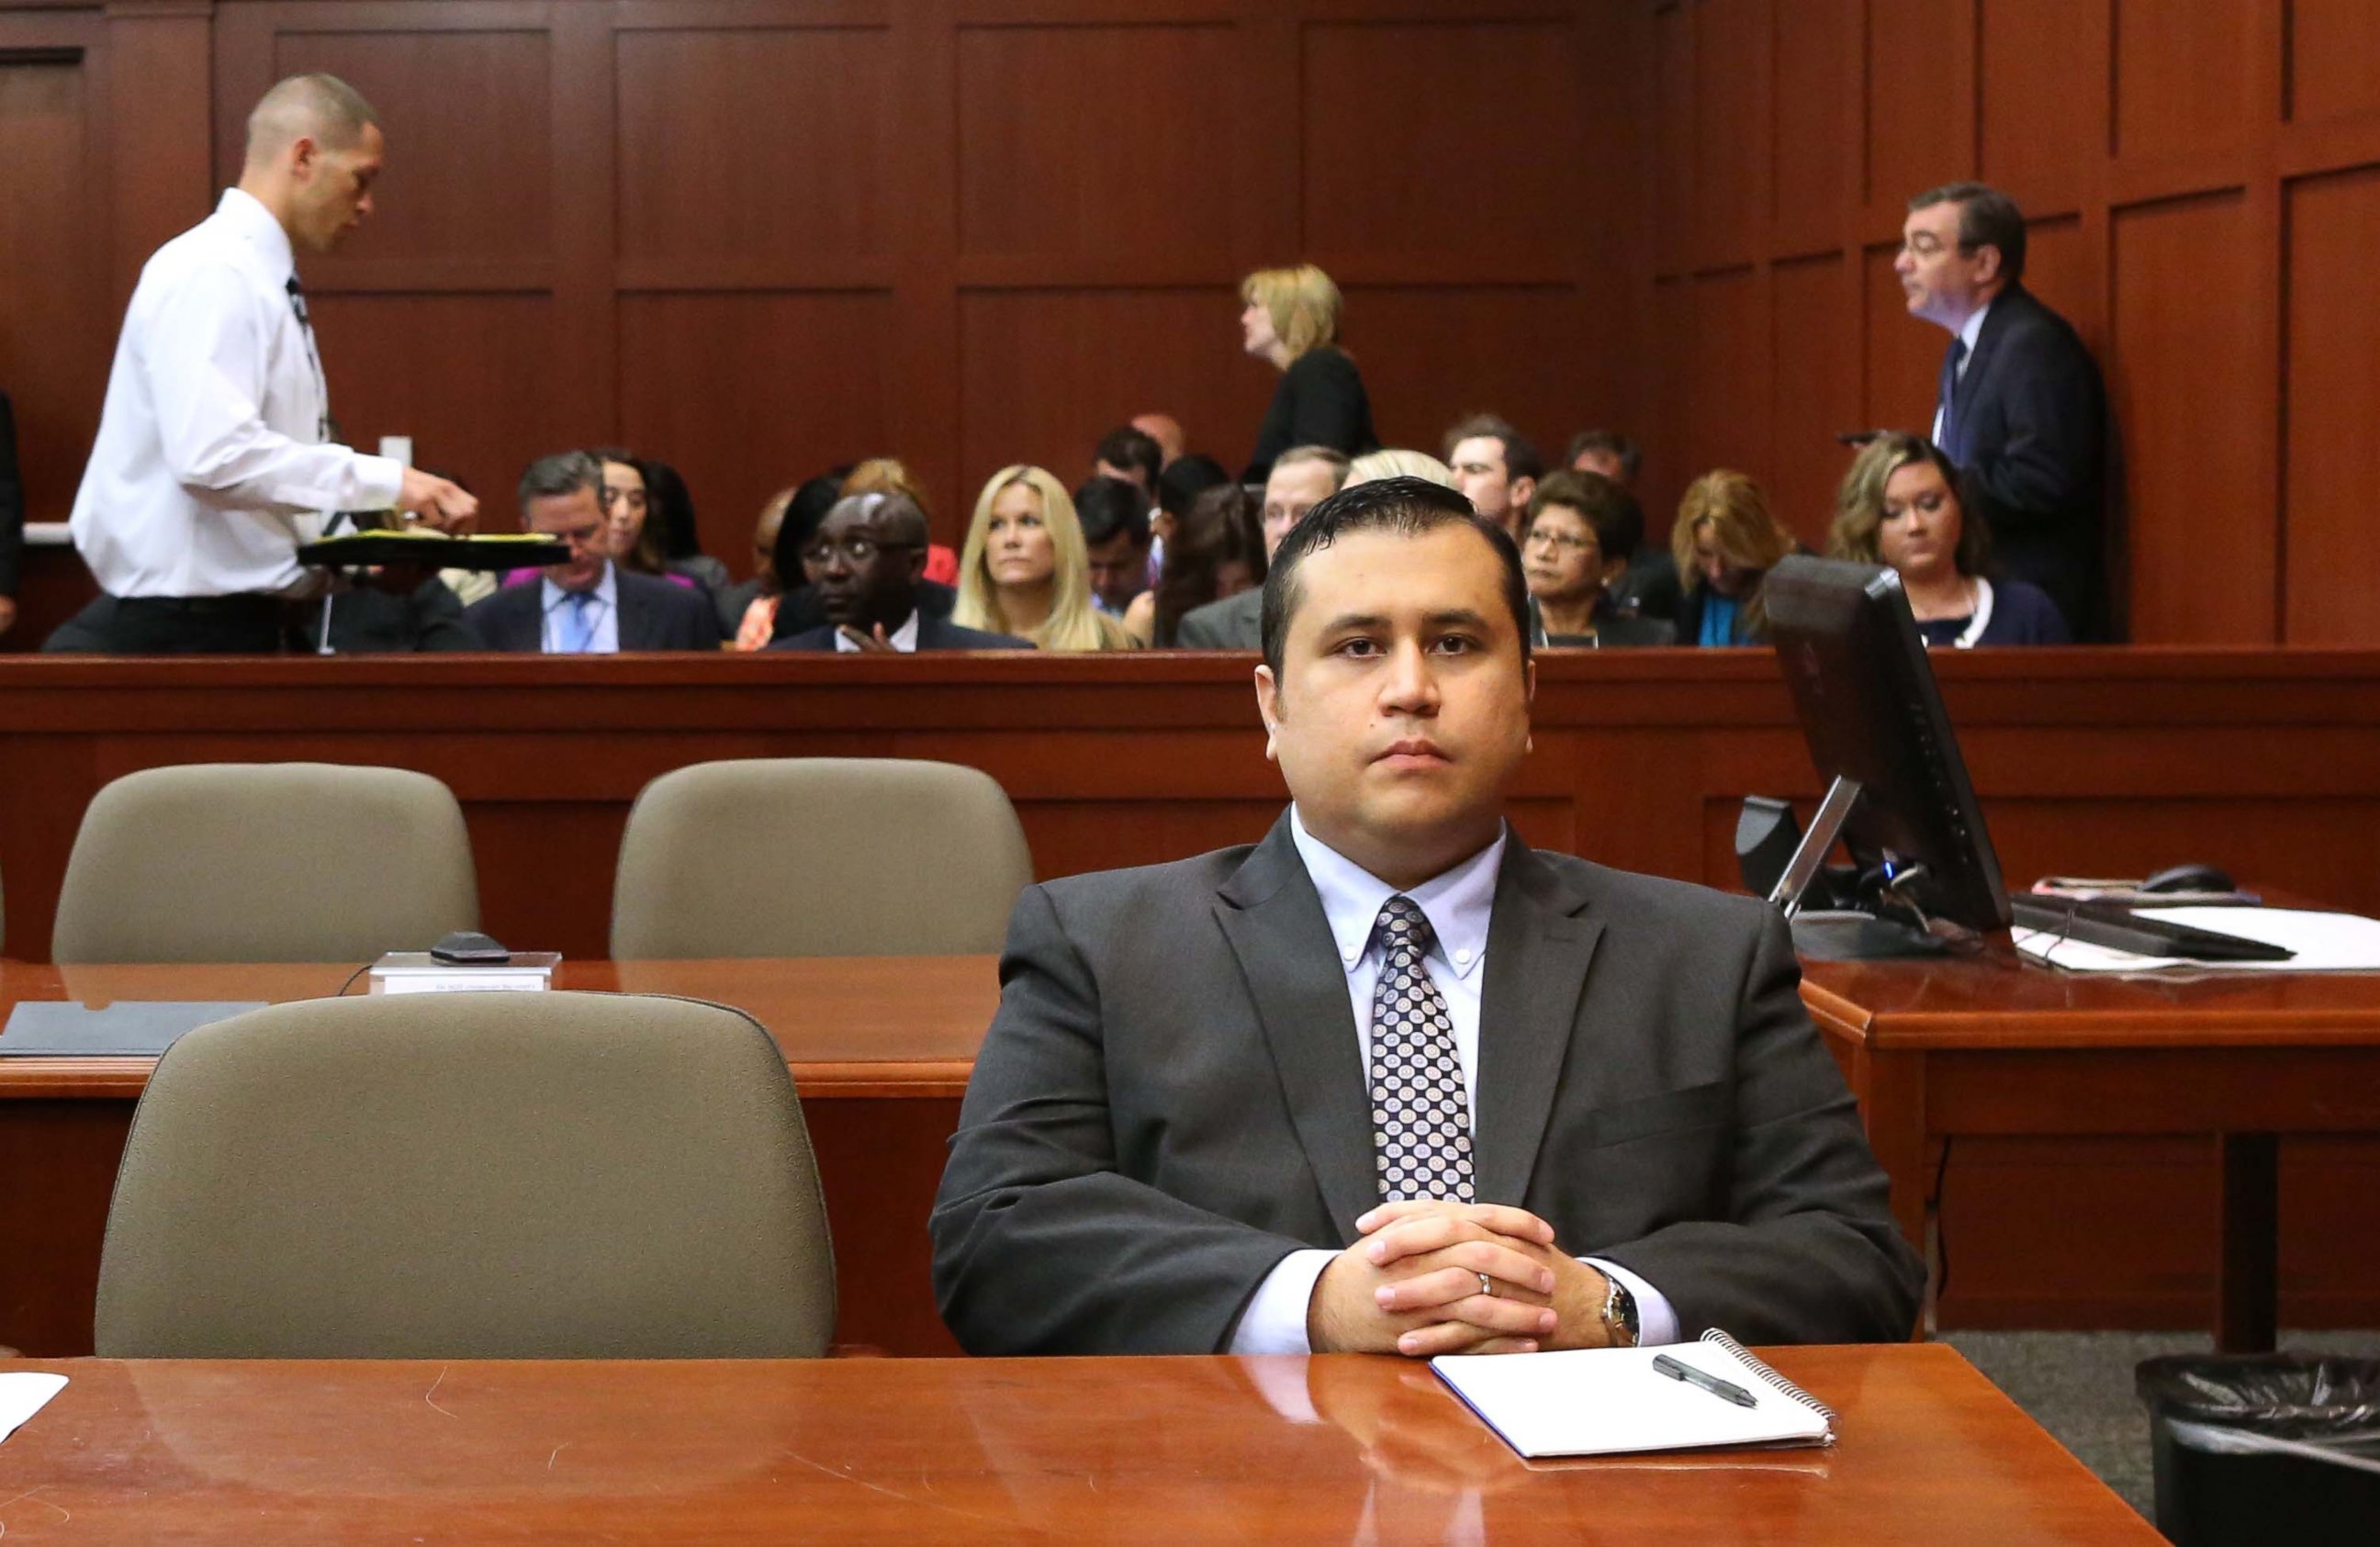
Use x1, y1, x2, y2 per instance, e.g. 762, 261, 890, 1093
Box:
1768, 775, 1953, 961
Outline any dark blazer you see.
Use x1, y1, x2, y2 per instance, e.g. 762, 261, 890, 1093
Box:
931, 815, 1925, 1355
766, 613, 1032, 652
1529, 597, 1677, 648
462, 567, 724, 652
317, 576, 477, 653
1173, 586, 1263, 651
771, 578, 957, 643
1243, 348, 1380, 484
0, 389, 22, 600
1936, 285, 2107, 637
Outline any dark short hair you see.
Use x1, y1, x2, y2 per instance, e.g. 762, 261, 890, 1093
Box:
1260, 476, 1531, 678
1094, 425, 1163, 490
1072, 475, 1152, 548
1909, 181, 2026, 285
1563, 428, 1641, 484
1527, 469, 1644, 562
1443, 413, 1545, 484
773, 469, 854, 582
1157, 453, 1232, 523
518, 450, 603, 511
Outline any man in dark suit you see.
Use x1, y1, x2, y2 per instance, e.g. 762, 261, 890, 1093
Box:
1175, 446, 1348, 649
464, 451, 721, 652
1899, 182, 2108, 637
768, 491, 1028, 652
932, 476, 1923, 1359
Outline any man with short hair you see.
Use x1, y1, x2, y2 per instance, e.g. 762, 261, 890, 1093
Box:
1443, 414, 1544, 539
1074, 476, 1153, 615
463, 453, 720, 652
55, 73, 476, 654
769, 492, 1028, 653
932, 476, 1924, 1356
1565, 429, 1640, 487
1093, 426, 1164, 499
1898, 181, 2107, 636
1130, 412, 1186, 469
1560, 429, 1679, 622
1173, 445, 1350, 648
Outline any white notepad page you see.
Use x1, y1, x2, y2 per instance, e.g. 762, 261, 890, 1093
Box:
1431, 1329, 1834, 1457
0, 1373, 68, 1445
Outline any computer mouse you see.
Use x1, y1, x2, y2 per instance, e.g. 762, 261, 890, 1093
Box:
430, 930, 513, 964
2139, 862, 2236, 896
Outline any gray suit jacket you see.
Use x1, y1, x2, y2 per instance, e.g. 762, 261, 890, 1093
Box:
1172, 586, 1263, 650
931, 813, 1924, 1355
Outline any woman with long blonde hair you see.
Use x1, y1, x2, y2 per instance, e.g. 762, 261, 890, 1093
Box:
1239, 263, 1378, 483
1670, 470, 1800, 645
954, 465, 1135, 652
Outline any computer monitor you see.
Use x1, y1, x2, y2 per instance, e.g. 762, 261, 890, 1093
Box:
1762, 555, 2011, 958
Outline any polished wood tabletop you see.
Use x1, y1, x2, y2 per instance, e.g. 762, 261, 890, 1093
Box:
0, 1345, 2157, 1543
0, 957, 1001, 1098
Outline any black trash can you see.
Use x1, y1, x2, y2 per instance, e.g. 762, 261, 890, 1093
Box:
2136, 1353, 2380, 1546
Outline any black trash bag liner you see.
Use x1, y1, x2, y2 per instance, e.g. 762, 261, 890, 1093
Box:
2136, 1353, 2380, 1547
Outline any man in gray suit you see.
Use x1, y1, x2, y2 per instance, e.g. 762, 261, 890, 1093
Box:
1173, 445, 1348, 649
932, 476, 1923, 1358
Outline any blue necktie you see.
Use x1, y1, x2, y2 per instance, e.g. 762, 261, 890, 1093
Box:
1369, 896, 1473, 1204
1936, 338, 1969, 456
553, 590, 597, 654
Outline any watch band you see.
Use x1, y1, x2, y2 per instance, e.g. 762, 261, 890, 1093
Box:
1600, 1271, 1640, 1348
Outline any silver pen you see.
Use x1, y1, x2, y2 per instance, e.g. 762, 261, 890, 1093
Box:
1652, 1352, 1758, 1407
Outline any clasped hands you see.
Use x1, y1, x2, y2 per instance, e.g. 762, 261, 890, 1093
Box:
1307, 1199, 1616, 1358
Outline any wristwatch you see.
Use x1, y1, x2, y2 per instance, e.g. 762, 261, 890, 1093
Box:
1600, 1272, 1641, 1348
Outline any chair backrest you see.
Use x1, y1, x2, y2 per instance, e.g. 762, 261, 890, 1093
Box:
610, 757, 1032, 958
52, 762, 479, 963
95, 991, 836, 1358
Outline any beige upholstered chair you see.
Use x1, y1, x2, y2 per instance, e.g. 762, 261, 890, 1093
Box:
52, 762, 478, 963
95, 991, 836, 1358
610, 757, 1032, 958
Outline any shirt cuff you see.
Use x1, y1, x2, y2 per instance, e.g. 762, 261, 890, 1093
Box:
352, 452, 406, 510
1227, 1248, 1335, 1356
1584, 1257, 1680, 1347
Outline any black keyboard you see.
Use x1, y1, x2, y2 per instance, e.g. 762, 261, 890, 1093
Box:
2009, 898, 2295, 963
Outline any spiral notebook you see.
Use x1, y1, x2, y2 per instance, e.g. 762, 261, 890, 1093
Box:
1431, 1329, 1837, 1457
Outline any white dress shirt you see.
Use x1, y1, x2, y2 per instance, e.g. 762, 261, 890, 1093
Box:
831, 610, 921, 653
540, 565, 621, 654
1930, 300, 1993, 446
69, 188, 403, 598
1228, 808, 1679, 1354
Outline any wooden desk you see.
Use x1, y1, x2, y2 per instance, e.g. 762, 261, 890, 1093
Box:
1802, 948, 2380, 1351
0, 958, 998, 1360
0, 1346, 2157, 1542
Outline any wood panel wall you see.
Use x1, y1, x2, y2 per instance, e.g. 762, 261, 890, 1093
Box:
1635, 0, 2380, 645
0, 0, 1632, 575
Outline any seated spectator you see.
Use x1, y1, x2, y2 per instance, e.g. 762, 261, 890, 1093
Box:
1345, 448, 1455, 489
464, 452, 722, 652
1130, 412, 1186, 468
585, 448, 700, 593
722, 485, 795, 650
1127, 482, 1265, 646
1093, 426, 1163, 499
1566, 427, 1680, 622
1442, 414, 1543, 539
1826, 432, 2068, 647
769, 493, 1030, 653
1670, 471, 1799, 647
1241, 263, 1379, 482
311, 570, 477, 654
1521, 472, 1676, 648
953, 465, 1136, 652
1153, 452, 1231, 589
841, 457, 960, 584
1175, 445, 1349, 649
1565, 429, 1640, 486
641, 457, 733, 596
1075, 475, 1153, 616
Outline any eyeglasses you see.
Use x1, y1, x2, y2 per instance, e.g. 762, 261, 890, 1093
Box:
801, 536, 915, 566
1524, 528, 1600, 556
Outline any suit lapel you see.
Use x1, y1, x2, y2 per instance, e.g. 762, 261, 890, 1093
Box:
1473, 841, 1601, 1206
612, 576, 647, 651
1214, 815, 1375, 1242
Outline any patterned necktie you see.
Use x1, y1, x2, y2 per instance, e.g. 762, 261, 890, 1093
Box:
1936, 337, 1969, 455
553, 590, 597, 654
1368, 895, 1474, 1204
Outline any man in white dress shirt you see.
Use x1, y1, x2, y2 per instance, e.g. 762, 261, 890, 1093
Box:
54, 73, 475, 653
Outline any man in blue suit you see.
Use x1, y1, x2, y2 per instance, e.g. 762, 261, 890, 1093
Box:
463, 452, 721, 652
1897, 182, 2109, 638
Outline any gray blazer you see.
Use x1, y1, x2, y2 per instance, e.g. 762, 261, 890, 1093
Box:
931, 813, 1924, 1355
1172, 586, 1263, 650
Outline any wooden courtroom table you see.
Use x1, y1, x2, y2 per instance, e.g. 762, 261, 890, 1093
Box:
0, 1345, 2158, 1542
1802, 947, 2380, 1351
0, 958, 997, 1361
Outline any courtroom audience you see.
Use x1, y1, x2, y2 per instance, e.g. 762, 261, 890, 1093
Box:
1127, 482, 1265, 647
1442, 414, 1544, 539
841, 457, 960, 585
642, 457, 732, 596
768, 492, 1029, 653
1900, 181, 2107, 636
1151, 451, 1231, 596
1074, 475, 1153, 616
1173, 444, 1350, 649
1826, 432, 2068, 647
313, 569, 477, 654
587, 448, 680, 585
1092, 426, 1163, 499
1523, 471, 1676, 648
1563, 428, 1681, 622
1345, 448, 1455, 489
954, 465, 1136, 652
1129, 412, 1186, 468
723, 486, 795, 651
1240, 263, 1379, 482
465, 452, 723, 652
1565, 429, 1641, 485
768, 470, 947, 645
1670, 470, 1799, 647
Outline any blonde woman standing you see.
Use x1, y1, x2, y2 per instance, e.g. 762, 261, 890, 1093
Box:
1239, 263, 1378, 483
954, 465, 1136, 652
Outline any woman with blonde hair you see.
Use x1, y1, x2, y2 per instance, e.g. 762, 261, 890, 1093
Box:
1239, 263, 1378, 483
1827, 433, 2068, 647
954, 465, 1136, 652
1670, 470, 1801, 646
1343, 448, 1456, 490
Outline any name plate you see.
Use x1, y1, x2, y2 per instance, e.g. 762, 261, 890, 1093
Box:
368, 952, 561, 995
